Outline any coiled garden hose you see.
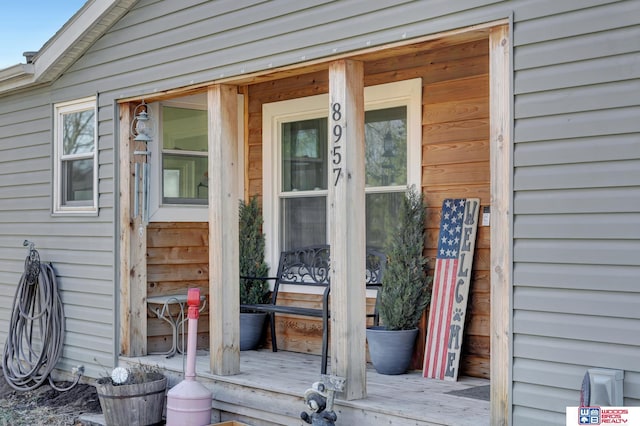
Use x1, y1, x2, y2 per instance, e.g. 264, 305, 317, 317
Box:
2, 246, 81, 391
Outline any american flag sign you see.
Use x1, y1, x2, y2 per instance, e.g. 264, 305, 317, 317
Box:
423, 198, 479, 381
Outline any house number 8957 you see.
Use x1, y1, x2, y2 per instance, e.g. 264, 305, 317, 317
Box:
331, 102, 343, 186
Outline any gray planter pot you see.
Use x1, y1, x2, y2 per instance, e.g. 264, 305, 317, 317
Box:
366, 326, 418, 375
240, 312, 267, 351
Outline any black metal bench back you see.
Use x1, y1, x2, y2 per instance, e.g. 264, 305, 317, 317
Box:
276, 245, 331, 287
365, 248, 386, 287
250, 244, 386, 373
271, 245, 386, 302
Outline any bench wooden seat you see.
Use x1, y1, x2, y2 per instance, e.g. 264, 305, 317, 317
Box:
240, 244, 385, 373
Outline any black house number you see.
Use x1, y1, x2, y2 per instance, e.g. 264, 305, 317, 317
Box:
331, 102, 343, 186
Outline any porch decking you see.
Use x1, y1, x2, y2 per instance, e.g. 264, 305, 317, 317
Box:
123, 350, 489, 425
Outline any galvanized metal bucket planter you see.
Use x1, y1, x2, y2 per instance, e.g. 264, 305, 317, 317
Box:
95, 372, 167, 426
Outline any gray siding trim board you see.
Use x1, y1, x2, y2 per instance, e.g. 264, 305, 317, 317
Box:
515, 24, 640, 70
515, 80, 640, 120
514, 358, 600, 390
514, 239, 639, 266
514, 335, 640, 372
514, 131, 638, 165
513, 0, 639, 46
515, 52, 640, 94
513, 381, 575, 423
514, 187, 640, 214
514, 159, 640, 190
515, 287, 640, 319
512, 0, 621, 21
514, 213, 640, 239
514, 310, 639, 345
514, 263, 640, 293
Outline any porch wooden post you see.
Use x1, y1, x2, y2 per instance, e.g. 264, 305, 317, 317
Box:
208, 84, 240, 375
118, 102, 147, 357
490, 24, 512, 426
328, 60, 366, 400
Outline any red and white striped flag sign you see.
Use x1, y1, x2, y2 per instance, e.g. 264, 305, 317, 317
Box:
423, 198, 479, 381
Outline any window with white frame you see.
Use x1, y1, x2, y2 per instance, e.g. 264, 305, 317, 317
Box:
161, 102, 209, 205
147, 93, 245, 222
263, 79, 422, 268
53, 97, 98, 214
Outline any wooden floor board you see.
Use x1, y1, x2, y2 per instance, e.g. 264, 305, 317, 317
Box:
123, 350, 489, 425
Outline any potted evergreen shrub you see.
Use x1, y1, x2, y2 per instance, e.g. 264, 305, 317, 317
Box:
366, 186, 432, 374
239, 196, 270, 350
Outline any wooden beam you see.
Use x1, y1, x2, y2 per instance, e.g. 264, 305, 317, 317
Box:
328, 60, 366, 400
489, 24, 512, 426
118, 102, 147, 357
117, 23, 507, 105
208, 84, 240, 375
118, 103, 132, 358
240, 85, 250, 202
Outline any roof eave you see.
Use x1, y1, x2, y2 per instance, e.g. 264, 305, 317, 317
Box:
0, 0, 137, 96
0, 64, 36, 87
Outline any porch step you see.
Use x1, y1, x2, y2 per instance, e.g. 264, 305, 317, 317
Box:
120, 351, 489, 426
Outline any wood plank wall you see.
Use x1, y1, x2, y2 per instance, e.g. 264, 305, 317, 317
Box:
146, 222, 210, 352
146, 37, 490, 379
247, 38, 491, 379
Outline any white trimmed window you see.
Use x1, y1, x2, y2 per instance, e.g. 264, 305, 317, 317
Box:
53, 97, 98, 215
263, 79, 422, 268
148, 93, 244, 222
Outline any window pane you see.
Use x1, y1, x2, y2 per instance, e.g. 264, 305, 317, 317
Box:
62, 158, 94, 203
366, 191, 404, 250
162, 106, 207, 151
365, 106, 407, 187
281, 196, 326, 250
162, 154, 208, 204
282, 118, 328, 192
63, 110, 95, 155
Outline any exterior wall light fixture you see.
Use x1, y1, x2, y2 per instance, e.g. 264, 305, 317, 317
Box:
131, 101, 153, 142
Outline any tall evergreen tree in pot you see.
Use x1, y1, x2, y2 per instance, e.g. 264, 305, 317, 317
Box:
239, 196, 270, 350
367, 186, 432, 374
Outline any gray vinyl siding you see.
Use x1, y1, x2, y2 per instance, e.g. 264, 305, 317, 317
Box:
0, 87, 116, 378
51, 0, 506, 98
511, 1, 640, 425
1, 0, 639, 423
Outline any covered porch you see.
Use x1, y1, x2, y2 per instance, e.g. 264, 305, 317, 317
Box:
117, 20, 511, 425
122, 350, 489, 425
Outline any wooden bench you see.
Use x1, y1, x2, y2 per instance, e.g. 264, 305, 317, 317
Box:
240, 244, 386, 373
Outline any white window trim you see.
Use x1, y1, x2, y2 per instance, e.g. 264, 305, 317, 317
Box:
263, 78, 422, 269
147, 94, 245, 222
52, 96, 98, 215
